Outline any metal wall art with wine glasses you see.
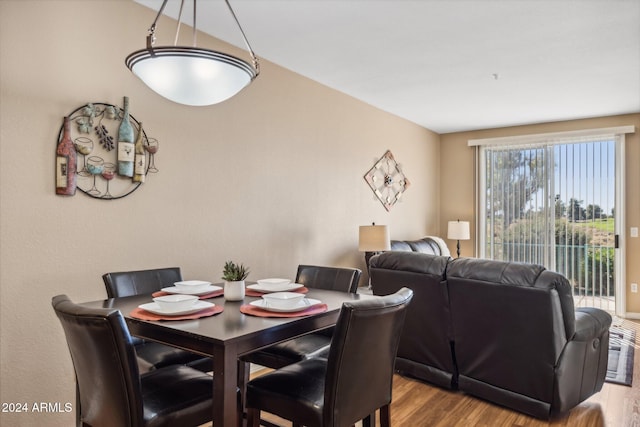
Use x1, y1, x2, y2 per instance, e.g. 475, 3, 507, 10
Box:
363, 150, 410, 211
55, 97, 159, 199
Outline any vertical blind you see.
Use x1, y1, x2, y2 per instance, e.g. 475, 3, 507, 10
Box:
470, 126, 634, 311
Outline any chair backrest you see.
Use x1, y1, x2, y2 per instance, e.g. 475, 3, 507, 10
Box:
103, 267, 182, 298
324, 287, 413, 426
52, 295, 143, 427
295, 265, 362, 293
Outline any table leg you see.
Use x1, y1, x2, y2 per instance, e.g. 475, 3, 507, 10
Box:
212, 344, 241, 427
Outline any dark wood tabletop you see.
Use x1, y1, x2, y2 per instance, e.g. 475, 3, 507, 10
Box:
80, 287, 374, 427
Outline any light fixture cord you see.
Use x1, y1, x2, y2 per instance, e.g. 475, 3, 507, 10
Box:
174, 0, 185, 46
147, 0, 169, 49
192, 0, 197, 47
146, 0, 260, 76
225, 0, 260, 75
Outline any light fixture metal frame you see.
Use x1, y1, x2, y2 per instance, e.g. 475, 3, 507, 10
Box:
125, 0, 260, 106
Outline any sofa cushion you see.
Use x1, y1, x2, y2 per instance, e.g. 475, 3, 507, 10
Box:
447, 258, 576, 339
389, 236, 450, 257
370, 251, 449, 275
390, 240, 413, 251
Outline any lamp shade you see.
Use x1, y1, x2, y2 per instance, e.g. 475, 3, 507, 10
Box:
359, 224, 391, 252
124, 0, 259, 106
125, 47, 257, 106
447, 221, 470, 240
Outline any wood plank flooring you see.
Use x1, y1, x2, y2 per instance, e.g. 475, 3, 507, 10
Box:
258, 318, 640, 427
200, 318, 638, 426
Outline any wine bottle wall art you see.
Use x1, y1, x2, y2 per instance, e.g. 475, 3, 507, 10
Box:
55, 99, 159, 199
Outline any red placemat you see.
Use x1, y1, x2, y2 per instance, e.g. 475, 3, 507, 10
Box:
130, 305, 223, 321
152, 289, 224, 299
245, 286, 309, 297
239, 303, 327, 318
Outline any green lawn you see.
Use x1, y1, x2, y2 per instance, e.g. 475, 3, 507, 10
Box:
576, 218, 614, 233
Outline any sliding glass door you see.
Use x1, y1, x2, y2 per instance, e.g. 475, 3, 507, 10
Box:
477, 133, 625, 313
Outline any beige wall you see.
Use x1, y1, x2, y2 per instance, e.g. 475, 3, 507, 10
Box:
0, 1, 439, 425
440, 113, 640, 314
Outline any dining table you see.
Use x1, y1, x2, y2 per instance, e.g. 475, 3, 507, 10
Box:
80, 286, 374, 427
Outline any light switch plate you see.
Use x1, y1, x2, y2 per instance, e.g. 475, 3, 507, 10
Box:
632, 227, 639, 238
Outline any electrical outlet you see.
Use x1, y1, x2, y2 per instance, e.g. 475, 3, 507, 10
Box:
632, 283, 638, 293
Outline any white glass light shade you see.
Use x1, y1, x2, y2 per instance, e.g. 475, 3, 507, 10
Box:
125, 46, 257, 106
359, 225, 391, 252
447, 221, 470, 240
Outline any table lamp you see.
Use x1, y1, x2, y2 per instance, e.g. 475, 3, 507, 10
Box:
447, 219, 470, 258
359, 223, 391, 270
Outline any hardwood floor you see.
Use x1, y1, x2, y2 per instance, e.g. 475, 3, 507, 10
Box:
256, 318, 640, 427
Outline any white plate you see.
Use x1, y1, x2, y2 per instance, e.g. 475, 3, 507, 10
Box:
250, 298, 321, 313
257, 278, 291, 286
161, 285, 223, 296
139, 300, 215, 316
247, 283, 304, 293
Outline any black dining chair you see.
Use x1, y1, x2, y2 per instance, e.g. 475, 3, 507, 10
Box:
52, 294, 214, 427
102, 267, 212, 373
242, 265, 362, 369
245, 287, 413, 427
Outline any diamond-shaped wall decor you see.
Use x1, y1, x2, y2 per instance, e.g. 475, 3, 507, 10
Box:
364, 150, 410, 211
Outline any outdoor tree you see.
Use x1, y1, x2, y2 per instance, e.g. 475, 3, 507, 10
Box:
567, 198, 586, 222
555, 195, 566, 219
586, 204, 603, 220
486, 149, 545, 232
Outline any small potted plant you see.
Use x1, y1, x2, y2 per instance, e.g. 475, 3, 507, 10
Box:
222, 261, 249, 301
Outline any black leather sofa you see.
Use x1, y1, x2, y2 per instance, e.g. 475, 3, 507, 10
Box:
390, 236, 450, 256
369, 251, 611, 419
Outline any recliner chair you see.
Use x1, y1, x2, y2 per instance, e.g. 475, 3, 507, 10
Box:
447, 257, 611, 418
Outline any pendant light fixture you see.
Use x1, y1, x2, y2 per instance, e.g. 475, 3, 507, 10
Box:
125, 0, 260, 106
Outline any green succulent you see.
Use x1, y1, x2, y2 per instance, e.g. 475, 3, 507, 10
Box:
222, 261, 249, 281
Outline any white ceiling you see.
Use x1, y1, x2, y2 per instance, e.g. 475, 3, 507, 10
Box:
133, 0, 640, 134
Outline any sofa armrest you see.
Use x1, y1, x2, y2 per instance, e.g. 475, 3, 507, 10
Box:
553, 307, 611, 414
572, 307, 612, 341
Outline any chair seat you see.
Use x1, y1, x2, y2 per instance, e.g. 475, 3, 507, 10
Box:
141, 365, 214, 427
245, 334, 331, 369
247, 358, 327, 427
136, 341, 212, 373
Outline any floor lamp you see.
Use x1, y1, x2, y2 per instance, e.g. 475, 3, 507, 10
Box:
447, 220, 470, 258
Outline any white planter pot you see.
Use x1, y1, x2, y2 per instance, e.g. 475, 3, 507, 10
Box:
224, 280, 245, 301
